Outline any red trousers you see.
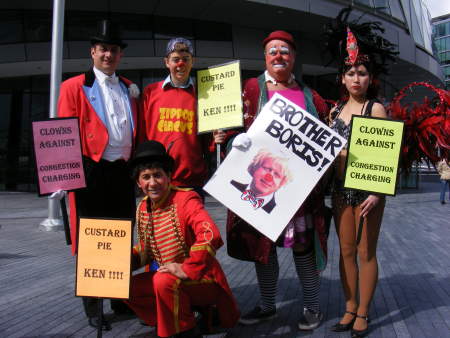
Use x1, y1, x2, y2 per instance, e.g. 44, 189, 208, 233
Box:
126, 271, 222, 337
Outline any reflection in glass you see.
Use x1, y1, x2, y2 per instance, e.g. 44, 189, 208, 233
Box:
66, 11, 100, 41
111, 13, 153, 40
409, 0, 424, 47
389, 0, 406, 22
355, 0, 373, 6
154, 16, 194, 39
374, 0, 391, 14
24, 10, 52, 42
0, 11, 24, 44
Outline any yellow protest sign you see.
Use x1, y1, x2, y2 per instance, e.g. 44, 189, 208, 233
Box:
344, 116, 404, 195
197, 60, 243, 133
76, 218, 132, 299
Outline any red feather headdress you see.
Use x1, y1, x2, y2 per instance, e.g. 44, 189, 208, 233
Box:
388, 82, 450, 170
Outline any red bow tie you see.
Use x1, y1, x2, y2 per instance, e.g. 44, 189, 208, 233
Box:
241, 190, 264, 209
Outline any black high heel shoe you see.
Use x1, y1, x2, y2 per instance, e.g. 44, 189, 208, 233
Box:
351, 314, 370, 338
331, 311, 356, 332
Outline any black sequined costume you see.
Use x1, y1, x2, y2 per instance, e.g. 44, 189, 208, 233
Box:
330, 100, 376, 208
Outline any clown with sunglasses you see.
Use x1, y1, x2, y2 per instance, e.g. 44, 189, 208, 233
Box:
225, 30, 330, 331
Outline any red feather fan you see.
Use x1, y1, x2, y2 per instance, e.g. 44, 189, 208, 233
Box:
387, 82, 450, 171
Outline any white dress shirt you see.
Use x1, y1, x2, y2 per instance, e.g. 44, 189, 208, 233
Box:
93, 67, 132, 161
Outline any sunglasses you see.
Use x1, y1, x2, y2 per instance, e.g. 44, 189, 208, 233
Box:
266, 46, 291, 56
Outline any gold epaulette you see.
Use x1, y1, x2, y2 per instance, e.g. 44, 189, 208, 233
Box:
190, 244, 216, 257
170, 184, 193, 192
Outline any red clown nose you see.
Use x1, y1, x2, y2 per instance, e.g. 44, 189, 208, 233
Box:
176, 60, 186, 67
264, 173, 273, 182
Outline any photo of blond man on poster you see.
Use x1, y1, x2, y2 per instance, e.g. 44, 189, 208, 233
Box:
230, 149, 292, 214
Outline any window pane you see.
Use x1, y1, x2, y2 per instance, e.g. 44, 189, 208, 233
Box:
19, 93, 35, 190
355, 0, 373, 6
0, 10, 24, 44
153, 16, 194, 39
374, 0, 391, 14
194, 20, 232, 41
389, 0, 405, 22
66, 11, 103, 41
24, 10, 52, 42
31, 76, 50, 94
400, 0, 412, 30
110, 13, 153, 40
0, 94, 12, 150
409, 0, 424, 47
0, 94, 12, 190
444, 52, 450, 64
118, 70, 141, 87
141, 69, 167, 88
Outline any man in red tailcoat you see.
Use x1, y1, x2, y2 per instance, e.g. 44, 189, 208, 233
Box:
57, 19, 139, 330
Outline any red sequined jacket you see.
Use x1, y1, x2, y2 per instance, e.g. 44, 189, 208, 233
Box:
133, 188, 240, 326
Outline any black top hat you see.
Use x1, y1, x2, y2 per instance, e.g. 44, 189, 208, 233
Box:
90, 19, 127, 49
129, 140, 175, 172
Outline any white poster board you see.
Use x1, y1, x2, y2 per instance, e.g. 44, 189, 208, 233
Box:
204, 93, 346, 241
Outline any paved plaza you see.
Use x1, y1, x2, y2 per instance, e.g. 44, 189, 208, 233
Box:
0, 178, 449, 338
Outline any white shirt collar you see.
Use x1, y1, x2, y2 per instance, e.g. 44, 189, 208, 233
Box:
264, 70, 295, 85
162, 75, 194, 89
93, 66, 118, 85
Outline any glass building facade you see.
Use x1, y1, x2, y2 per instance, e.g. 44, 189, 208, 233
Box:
0, 9, 258, 191
353, 0, 433, 53
432, 14, 450, 89
0, 0, 443, 192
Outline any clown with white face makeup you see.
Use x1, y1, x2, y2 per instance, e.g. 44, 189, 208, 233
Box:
224, 31, 331, 331
264, 38, 295, 86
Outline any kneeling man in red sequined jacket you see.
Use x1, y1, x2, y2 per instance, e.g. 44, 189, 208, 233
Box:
126, 140, 239, 338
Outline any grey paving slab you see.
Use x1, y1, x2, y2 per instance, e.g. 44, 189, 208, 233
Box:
0, 180, 449, 338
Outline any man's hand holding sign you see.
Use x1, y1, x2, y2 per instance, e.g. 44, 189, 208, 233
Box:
197, 60, 243, 165
197, 61, 243, 133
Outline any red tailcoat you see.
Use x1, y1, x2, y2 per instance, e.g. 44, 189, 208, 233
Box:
57, 69, 139, 254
